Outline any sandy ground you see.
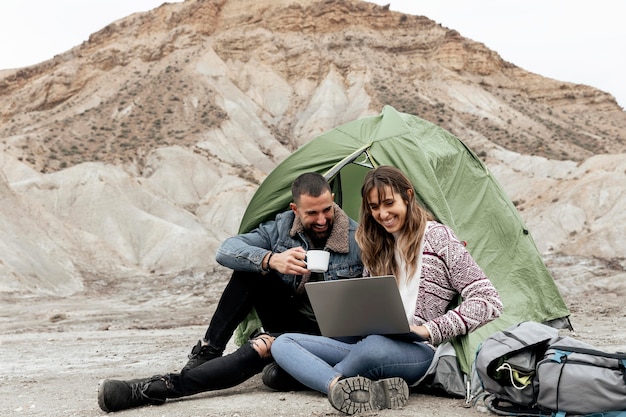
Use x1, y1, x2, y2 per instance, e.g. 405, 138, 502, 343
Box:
1, 255, 625, 417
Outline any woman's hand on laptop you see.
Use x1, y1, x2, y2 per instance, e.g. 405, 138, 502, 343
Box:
410, 325, 431, 342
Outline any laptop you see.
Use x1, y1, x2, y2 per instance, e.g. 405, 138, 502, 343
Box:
305, 275, 426, 342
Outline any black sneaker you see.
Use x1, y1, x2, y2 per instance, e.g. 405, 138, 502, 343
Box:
182, 340, 222, 373
98, 375, 167, 412
261, 362, 305, 391
328, 376, 409, 415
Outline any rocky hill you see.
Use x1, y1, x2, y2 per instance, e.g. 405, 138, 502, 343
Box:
1, 0, 625, 297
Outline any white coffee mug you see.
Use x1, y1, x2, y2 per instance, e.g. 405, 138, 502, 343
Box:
305, 250, 330, 273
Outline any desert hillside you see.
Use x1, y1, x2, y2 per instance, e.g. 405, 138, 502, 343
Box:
0, 0, 624, 298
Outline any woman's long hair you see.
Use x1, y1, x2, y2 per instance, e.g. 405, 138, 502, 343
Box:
355, 166, 434, 278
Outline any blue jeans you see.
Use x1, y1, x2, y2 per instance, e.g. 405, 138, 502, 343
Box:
271, 333, 435, 394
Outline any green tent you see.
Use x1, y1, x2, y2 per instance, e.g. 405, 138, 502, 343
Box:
237, 105, 570, 378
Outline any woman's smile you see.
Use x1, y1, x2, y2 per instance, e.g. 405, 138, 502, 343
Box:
381, 215, 397, 229
367, 185, 408, 235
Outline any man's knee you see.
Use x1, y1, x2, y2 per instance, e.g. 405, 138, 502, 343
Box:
249, 334, 275, 358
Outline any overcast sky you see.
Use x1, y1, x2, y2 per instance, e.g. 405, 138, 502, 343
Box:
1, 0, 624, 109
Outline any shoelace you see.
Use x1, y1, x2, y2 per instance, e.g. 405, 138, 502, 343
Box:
188, 341, 204, 359
190, 346, 208, 359
130, 381, 150, 401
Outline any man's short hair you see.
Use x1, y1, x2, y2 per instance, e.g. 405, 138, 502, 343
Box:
291, 172, 332, 204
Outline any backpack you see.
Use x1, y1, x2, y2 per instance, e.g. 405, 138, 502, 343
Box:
535, 338, 626, 415
476, 321, 626, 416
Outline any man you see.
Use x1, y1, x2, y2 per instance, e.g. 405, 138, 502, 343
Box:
98, 172, 363, 412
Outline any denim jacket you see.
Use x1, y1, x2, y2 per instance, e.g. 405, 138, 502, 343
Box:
216, 203, 363, 290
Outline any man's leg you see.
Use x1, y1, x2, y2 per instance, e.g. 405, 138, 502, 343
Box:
203, 270, 258, 351
183, 270, 257, 371
184, 270, 319, 371
171, 334, 274, 397
98, 334, 275, 412
251, 274, 320, 336
248, 274, 320, 392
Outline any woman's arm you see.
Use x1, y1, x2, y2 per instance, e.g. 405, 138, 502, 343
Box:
422, 223, 503, 345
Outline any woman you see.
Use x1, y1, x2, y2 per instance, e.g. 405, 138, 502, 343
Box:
271, 165, 503, 415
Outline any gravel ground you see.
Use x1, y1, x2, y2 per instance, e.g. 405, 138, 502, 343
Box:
2, 257, 625, 417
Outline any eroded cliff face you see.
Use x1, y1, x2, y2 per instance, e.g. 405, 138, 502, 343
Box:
0, 0, 624, 295
2, 0, 624, 171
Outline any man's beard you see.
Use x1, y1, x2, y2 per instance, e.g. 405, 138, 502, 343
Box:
305, 222, 333, 248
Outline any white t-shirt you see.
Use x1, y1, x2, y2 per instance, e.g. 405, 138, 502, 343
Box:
394, 231, 426, 323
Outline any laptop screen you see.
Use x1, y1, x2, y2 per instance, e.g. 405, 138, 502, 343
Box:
305, 275, 424, 341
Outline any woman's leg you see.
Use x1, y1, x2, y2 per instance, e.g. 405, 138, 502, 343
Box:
272, 333, 434, 394
327, 336, 434, 414
334, 334, 434, 385
272, 333, 356, 394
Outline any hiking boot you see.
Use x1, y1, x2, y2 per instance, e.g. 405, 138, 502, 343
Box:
182, 339, 222, 373
328, 376, 409, 415
97, 375, 167, 412
261, 362, 305, 391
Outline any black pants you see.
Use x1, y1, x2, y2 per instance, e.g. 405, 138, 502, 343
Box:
204, 270, 320, 350
167, 270, 320, 397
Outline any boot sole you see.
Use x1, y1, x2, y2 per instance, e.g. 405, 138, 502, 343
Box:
97, 379, 112, 412
328, 376, 409, 415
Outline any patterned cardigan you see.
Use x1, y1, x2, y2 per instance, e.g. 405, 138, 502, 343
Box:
413, 222, 503, 345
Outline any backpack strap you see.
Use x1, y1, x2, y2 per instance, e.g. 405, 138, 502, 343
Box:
549, 349, 571, 363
